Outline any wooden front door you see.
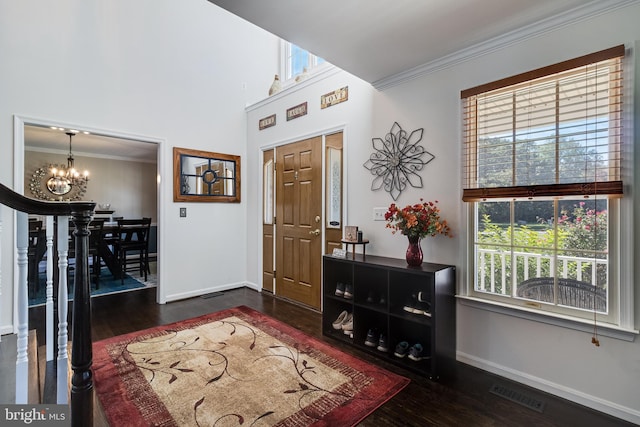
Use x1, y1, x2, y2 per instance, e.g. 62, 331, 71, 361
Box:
275, 136, 322, 309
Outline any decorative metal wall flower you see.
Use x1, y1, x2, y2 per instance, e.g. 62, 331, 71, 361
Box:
363, 122, 434, 200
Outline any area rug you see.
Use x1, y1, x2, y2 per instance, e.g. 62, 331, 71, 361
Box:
93, 306, 410, 427
28, 267, 150, 307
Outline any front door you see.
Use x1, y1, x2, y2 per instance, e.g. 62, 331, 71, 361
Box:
275, 136, 322, 309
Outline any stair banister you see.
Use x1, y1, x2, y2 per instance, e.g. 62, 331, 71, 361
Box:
0, 182, 96, 427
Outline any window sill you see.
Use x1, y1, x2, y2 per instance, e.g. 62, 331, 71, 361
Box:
457, 295, 638, 342
245, 64, 340, 112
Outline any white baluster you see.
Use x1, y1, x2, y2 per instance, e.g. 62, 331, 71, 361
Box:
15, 212, 29, 404
45, 215, 54, 361
57, 216, 69, 404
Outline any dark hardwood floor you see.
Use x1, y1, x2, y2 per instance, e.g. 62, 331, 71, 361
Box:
28, 287, 633, 427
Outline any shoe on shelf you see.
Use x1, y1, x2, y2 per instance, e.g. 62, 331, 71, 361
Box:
332, 310, 348, 330
366, 291, 376, 304
377, 334, 389, 352
393, 341, 409, 358
417, 291, 429, 302
422, 301, 432, 317
364, 328, 378, 347
335, 282, 345, 297
341, 313, 353, 334
403, 294, 423, 315
344, 283, 354, 299
408, 343, 426, 361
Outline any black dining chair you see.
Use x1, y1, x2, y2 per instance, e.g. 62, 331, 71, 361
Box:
68, 217, 106, 289
28, 219, 45, 295
114, 218, 152, 285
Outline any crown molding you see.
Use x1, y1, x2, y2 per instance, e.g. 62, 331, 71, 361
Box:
372, 0, 638, 91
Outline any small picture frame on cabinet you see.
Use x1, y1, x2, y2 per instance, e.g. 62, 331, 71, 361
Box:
332, 248, 347, 258
344, 226, 358, 242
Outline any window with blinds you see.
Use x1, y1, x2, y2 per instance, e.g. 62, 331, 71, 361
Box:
462, 45, 624, 201
460, 46, 628, 324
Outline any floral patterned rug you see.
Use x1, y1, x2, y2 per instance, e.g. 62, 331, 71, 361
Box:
93, 306, 409, 426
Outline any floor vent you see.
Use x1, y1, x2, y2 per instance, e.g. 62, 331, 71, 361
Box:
200, 291, 225, 299
489, 383, 545, 413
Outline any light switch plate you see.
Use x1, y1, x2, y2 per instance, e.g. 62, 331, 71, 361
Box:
179, 207, 187, 217
373, 207, 387, 221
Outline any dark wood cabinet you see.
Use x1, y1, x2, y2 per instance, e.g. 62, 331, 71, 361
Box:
322, 254, 456, 379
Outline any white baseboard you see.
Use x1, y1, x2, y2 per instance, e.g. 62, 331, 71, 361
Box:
457, 351, 640, 425
0, 324, 15, 336
164, 281, 255, 302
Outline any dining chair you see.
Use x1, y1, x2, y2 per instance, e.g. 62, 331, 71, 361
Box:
28, 219, 45, 294
68, 217, 106, 289
114, 218, 152, 285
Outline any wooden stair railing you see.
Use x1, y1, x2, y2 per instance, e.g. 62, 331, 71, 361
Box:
0, 182, 96, 427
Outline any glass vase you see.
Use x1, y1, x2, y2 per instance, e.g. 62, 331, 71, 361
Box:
406, 236, 423, 266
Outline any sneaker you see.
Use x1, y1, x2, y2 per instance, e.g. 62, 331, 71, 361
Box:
393, 341, 409, 358
377, 334, 389, 352
341, 313, 353, 334
403, 294, 423, 314
344, 283, 353, 299
366, 291, 376, 304
335, 282, 345, 297
364, 328, 378, 347
332, 310, 348, 330
408, 343, 426, 361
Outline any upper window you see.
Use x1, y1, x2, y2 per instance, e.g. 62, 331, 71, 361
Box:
461, 46, 628, 325
282, 42, 326, 82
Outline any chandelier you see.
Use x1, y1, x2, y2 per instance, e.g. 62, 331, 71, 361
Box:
47, 131, 89, 196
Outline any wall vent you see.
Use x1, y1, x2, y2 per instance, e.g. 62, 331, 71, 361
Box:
489, 383, 545, 413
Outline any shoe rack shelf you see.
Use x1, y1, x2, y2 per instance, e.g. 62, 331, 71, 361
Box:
322, 254, 456, 380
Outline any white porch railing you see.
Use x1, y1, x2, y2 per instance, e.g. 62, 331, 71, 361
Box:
477, 247, 607, 295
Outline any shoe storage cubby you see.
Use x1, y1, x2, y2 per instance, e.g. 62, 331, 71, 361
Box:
322, 254, 455, 379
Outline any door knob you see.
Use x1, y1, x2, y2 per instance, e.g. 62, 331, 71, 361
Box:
309, 229, 320, 236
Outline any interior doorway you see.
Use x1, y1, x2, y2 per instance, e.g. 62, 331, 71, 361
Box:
17, 117, 162, 303
263, 131, 343, 311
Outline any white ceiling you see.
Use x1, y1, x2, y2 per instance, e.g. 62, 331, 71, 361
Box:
207, 0, 609, 87
24, 124, 158, 163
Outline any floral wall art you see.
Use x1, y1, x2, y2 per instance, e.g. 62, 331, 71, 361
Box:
363, 122, 435, 201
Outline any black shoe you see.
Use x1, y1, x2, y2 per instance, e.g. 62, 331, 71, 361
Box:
403, 294, 423, 314
366, 291, 376, 304
335, 282, 345, 297
394, 341, 409, 358
377, 334, 389, 352
344, 283, 353, 299
364, 328, 378, 347
408, 343, 426, 361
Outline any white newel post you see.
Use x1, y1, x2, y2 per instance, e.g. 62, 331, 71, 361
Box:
46, 215, 54, 361
15, 212, 29, 403
57, 216, 69, 404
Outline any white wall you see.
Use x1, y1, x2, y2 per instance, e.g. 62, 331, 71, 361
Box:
0, 0, 280, 332
245, 4, 640, 423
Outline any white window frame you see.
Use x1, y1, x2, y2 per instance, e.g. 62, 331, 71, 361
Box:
279, 40, 330, 84
460, 48, 636, 340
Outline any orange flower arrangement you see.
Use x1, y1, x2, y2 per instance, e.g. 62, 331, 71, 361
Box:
385, 199, 452, 240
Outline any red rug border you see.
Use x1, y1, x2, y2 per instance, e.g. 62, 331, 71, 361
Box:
93, 305, 410, 426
